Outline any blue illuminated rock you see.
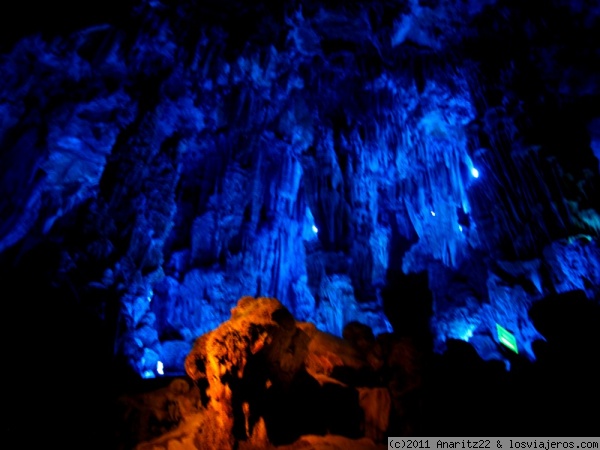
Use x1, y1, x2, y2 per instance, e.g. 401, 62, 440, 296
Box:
543, 237, 600, 299
1, 0, 600, 385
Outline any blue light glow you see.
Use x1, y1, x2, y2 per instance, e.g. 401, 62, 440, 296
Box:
442, 321, 479, 346
460, 326, 475, 341
471, 167, 479, 178
142, 370, 156, 379
303, 207, 319, 241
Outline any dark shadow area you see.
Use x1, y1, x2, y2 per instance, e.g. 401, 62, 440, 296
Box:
262, 369, 327, 445
0, 0, 134, 52
382, 270, 433, 348
419, 290, 600, 436
0, 240, 118, 448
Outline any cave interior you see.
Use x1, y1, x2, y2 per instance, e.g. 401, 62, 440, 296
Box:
1, 0, 600, 446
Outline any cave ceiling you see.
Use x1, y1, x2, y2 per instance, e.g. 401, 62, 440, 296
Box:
1, 0, 600, 375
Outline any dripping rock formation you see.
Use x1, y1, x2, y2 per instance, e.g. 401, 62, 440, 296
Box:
123, 296, 398, 449
1, 0, 600, 445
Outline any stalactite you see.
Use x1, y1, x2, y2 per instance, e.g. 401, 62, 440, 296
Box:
3, 0, 600, 387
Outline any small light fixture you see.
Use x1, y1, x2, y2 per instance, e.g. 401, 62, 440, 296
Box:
312, 225, 318, 233
471, 167, 479, 178
157, 361, 164, 376
430, 210, 436, 217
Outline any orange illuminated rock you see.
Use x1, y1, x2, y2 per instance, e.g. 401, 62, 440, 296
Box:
134, 296, 396, 449
358, 387, 391, 442
184, 296, 294, 449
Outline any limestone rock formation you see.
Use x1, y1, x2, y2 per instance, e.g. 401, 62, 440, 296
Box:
132, 296, 402, 449
3, 0, 600, 440
117, 377, 202, 449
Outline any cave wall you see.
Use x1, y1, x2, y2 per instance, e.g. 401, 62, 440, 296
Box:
1, 0, 600, 377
